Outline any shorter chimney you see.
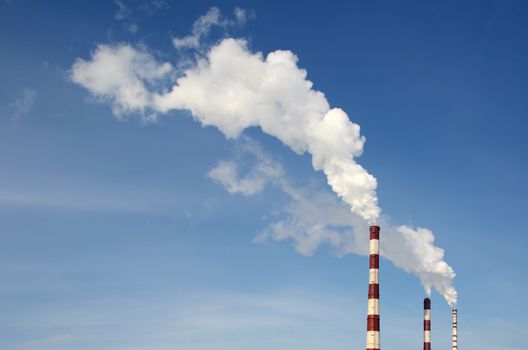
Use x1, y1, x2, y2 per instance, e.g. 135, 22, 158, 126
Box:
423, 298, 431, 350
452, 308, 458, 350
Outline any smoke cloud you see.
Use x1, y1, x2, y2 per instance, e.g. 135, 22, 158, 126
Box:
70, 8, 456, 305
71, 37, 379, 222
209, 139, 457, 306
208, 138, 284, 196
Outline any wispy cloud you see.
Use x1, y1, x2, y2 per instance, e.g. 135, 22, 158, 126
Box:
173, 7, 248, 49
138, 0, 169, 16
112, 0, 169, 34
19, 334, 83, 350
127, 22, 138, 33
0, 176, 191, 214
113, 0, 141, 34
2, 289, 363, 350
113, 0, 130, 21
208, 137, 283, 196
11, 88, 36, 120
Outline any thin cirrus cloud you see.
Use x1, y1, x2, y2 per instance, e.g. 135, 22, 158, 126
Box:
0, 176, 189, 214
5, 289, 362, 350
112, 0, 169, 34
7, 287, 523, 350
11, 88, 36, 120
113, 0, 130, 21
172, 6, 247, 49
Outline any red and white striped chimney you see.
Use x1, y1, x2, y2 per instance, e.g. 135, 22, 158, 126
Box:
366, 225, 380, 350
452, 308, 458, 350
424, 298, 431, 350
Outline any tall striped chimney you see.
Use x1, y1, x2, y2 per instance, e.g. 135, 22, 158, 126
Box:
452, 308, 458, 350
366, 225, 380, 350
424, 298, 431, 350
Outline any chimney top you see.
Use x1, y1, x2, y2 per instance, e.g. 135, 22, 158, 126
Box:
424, 298, 431, 309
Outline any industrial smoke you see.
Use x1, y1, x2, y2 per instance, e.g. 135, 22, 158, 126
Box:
70, 8, 457, 305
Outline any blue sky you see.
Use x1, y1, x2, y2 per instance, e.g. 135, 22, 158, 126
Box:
1, 1, 527, 349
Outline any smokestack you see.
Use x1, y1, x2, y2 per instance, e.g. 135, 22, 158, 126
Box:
424, 298, 431, 350
366, 225, 380, 350
452, 308, 458, 350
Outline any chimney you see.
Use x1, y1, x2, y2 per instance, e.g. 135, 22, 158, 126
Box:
424, 298, 431, 350
452, 308, 458, 350
366, 225, 380, 350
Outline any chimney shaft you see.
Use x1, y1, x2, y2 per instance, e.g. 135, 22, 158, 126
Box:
424, 298, 431, 350
452, 308, 458, 350
366, 226, 380, 350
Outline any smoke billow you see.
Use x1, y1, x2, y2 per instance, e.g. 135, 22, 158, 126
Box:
70, 8, 456, 305
72, 37, 379, 222
208, 139, 457, 306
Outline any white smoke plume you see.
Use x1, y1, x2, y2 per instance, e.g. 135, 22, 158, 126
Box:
70, 43, 172, 119
208, 139, 457, 306
70, 8, 456, 305
71, 38, 379, 222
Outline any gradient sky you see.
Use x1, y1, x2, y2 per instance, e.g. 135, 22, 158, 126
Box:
1, 1, 528, 349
